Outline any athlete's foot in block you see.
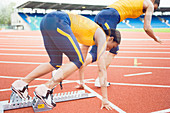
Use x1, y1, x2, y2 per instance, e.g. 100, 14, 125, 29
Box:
11, 80, 30, 99
34, 84, 56, 108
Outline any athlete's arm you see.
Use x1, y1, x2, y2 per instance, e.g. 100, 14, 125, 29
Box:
76, 49, 92, 89
105, 52, 116, 69
94, 28, 112, 110
143, 0, 162, 44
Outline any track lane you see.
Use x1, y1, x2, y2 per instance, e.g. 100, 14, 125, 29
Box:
0, 31, 170, 113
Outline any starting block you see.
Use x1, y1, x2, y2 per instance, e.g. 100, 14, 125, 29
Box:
32, 96, 52, 112
0, 90, 96, 113
1, 91, 32, 113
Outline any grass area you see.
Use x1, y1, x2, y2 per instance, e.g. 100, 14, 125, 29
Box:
117, 28, 170, 33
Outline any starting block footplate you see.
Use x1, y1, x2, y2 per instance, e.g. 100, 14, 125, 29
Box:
0, 90, 96, 113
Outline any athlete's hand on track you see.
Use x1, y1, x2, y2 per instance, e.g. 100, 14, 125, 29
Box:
101, 98, 113, 110
155, 36, 162, 44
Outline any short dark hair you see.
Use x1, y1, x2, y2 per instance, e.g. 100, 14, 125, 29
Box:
104, 29, 121, 44
154, 0, 160, 7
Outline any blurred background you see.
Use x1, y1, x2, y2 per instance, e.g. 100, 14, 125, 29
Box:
0, 0, 170, 31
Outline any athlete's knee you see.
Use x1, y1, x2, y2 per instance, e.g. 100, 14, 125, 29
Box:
73, 60, 84, 69
52, 68, 64, 82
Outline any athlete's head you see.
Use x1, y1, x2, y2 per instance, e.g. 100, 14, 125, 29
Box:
105, 29, 121, 50
154, 0, 160, 11
96, 22, 121, 50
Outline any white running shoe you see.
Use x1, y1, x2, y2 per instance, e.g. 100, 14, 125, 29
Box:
94, 77, 111, 87
34, 84, 56, 108
11, 80, 30, 99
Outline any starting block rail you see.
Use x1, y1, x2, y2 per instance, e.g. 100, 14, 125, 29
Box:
0, 90, 96, 113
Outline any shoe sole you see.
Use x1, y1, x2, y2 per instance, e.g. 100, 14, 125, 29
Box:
34, 91, 54, 108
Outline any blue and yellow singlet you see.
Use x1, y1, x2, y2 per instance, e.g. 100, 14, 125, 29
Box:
108, 0, 144, 22
67, 12, 100, 46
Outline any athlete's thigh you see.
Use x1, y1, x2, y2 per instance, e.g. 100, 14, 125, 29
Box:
43, 11, 84, 68
47, 26, 83, 64
40, 17, 62, 68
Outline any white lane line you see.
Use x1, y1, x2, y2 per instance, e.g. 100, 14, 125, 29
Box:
0, 45, 170, 51
0, 61, 170, 69
0, 45, 43, 48
0, 48, 45, 51
0, 75, 94, 83
0, 35, 41, 38
0, 85, 39, 92
115, 56, 170, 60
0, 76, 49, 81
120, 48, 170, 50
151, 108, 170, 113
0, 75, 94, 82
76, 82, 126, 113
86, 82, 170, 88
0, 38, 41, 40
124, 72, 152, 77
1, 81, 170, 92
0, 43, 42, 46
1, 52, 170, 58
122, 39, 170, 41
1, 52, 170, 60
120, 51, 170, 54
1, 44, 170, 47
1, 36, 170, 41
109, 83, 170, 88
0, 76, 94, 92
90, 64, 170, 69
0, 53, 47, 56
1, 49, 170, 54
120, 45, 170, 47
0, 61, 43, 64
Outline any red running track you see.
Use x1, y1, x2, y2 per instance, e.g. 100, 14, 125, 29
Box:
0, 30, 170, 113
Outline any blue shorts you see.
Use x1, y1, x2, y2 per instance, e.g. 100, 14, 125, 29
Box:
94, 8, 120, 30
89, 45, 119, 62
40, 11, 84, 69
89, 8, 120, 62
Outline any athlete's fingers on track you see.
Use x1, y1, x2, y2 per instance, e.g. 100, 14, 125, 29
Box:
105, 105, 113, 110
101, 104, 113, 110
156, 40, 163, 44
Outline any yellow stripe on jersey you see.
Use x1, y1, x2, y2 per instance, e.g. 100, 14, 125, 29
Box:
57, 28, 84, 64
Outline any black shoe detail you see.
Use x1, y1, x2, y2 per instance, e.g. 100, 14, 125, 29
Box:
60, 82, 63, 90
34, 90, 56, 108
11, 85, 30, 99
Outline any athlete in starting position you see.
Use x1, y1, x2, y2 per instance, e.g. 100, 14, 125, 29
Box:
11, 11, 121, 110
75, 0, 161, 89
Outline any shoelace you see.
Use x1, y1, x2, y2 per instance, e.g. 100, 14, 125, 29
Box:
50, 90, 56, 107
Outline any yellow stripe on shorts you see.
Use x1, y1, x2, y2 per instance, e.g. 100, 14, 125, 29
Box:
104, 22, 111, 35
57, 28, 84, 64
104, 22, 110, 29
